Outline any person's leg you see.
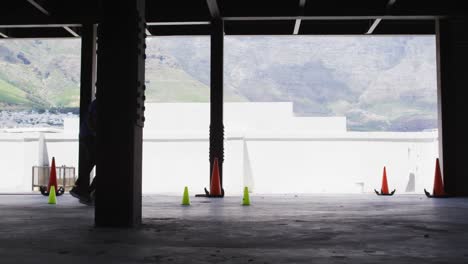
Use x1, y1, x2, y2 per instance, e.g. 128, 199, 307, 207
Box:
89, 177, 96, 193
87, 136, 96, 193
71, 137, 95, 199
75, 137, 94, 188
78, 137, 96, 205
86, 137, 97, 204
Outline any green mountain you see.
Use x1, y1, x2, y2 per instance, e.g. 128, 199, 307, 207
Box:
0, 39, 223, 111
0, 39, 81, 110
0, 37, 438, 131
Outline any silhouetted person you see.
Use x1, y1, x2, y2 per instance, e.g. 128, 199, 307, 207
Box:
70, 99, 96, 205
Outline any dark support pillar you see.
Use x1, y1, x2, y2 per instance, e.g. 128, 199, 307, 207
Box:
209, 19, 224, 194
77, 24, 96, 193
95, 0, 146, 227
436, 17, 468, 196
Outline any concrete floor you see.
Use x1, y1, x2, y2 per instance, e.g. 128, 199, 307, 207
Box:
1, 194, 468, 263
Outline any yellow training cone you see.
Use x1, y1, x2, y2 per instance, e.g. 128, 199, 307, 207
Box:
242, 186, 250, 206
182, 186, 190, 206
48, 185, 57, 205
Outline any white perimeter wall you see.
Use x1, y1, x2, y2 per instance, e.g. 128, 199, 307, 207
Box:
0, 103, 438, 195
0, 131, 438, 195
0, 134, 78, 192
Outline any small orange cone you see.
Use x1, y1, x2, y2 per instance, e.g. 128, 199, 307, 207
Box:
375, 166, 396, 196
432, 158, 446, 196
425, 158, 451, 198
40, 157, 64, 197
381, 167, 390, 194
47, 157, 58, 194
196, 157, 224, 198
210, 158, 222, 197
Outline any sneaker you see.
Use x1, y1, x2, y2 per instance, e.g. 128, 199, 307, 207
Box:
69, 186, 82, 199
79, 190, 95, 206
79, 196, 94, 206
70, 186, 90, 201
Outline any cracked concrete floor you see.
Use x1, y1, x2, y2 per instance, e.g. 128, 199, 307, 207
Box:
1, 194, 468, 263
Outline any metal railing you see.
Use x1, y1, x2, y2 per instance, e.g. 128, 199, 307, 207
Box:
32, 166, 76, 191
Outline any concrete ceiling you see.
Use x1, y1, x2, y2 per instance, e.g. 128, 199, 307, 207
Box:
0, 0, 465, 38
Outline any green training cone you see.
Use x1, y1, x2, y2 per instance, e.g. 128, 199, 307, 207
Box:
182, 186, 190, 206
242, 186, 250, 206
48, 185, 57, 205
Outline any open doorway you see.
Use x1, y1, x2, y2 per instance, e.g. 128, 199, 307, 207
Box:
0, 38, 81, 193
0, 36, 439, 196
223, 36, 438, 194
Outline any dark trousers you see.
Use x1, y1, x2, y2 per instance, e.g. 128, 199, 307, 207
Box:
76, 136, 96, 193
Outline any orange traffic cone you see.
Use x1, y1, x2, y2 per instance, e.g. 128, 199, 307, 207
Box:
196, 157, 225, 198
209, 158, 223, 197
375, 166, 396, 196
425, 158, 451, 198
47, 157, 58, 194
40, 157, 64, 197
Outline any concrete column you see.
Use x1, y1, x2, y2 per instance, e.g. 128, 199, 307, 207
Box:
95, 0, 146, 227
436, 17, 468, 196
77, 23, 96, 193
209, 19, 225, 196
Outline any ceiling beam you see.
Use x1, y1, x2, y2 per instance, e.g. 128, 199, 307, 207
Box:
293, 19, 301, 35
26, 0, 50, 16
1, 1, 464, 28
366, 0, 397, 34
2, 27, 78, 38
26, 0, 84, 38
147, 21, 210, 26
206, 0, 220, 19
366, 18, 382, 34
223, 15, 439, 21
387, 0, 397, 7
0, 15, 440, 27
0, 24, 81, 29
147, 24, 212, 36
293, 0, 307, 35
63, 26, 79, 37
